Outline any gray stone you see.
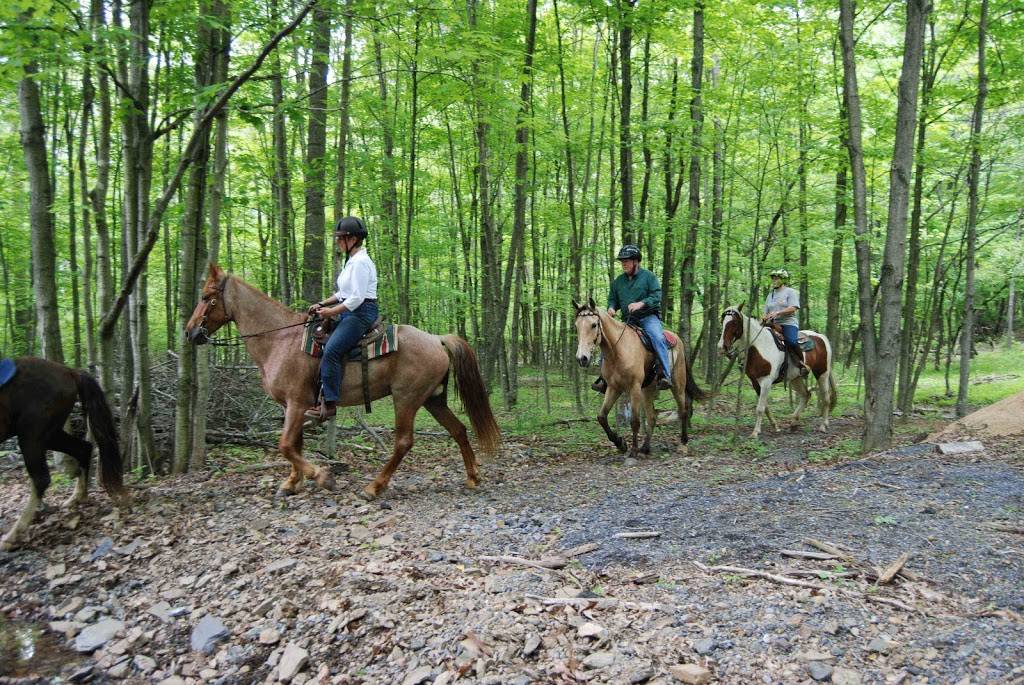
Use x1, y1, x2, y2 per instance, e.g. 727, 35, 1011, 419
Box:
832, 668, 862, 685
259, 628, 281, 645
90, 537, 114, 561
133, 655, 157, 673
191, 615, 229, 654
807, 661, 833, 682
278, 643, 309, 682
523, 634, 540, 657
147, 601, 172, 623
937, 440, 984, 455
401, 666, 433, 685
693, 638, 715, 655
582, 652, 615, 669
669, 664, 712, 684
263, 558, 299, 574
866, 635, 895, 654
74, 618, 124, 652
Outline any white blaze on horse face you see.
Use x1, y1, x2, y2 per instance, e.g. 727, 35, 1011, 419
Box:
575, 315, 598, 366
718, 311, 738, 354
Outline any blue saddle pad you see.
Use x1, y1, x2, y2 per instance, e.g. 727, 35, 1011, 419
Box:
0, 358, 16, 388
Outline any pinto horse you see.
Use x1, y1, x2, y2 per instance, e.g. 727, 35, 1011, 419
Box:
717, 304, 837, 438
573, 299, 704, 457
0, 357, 128, 551
185, 264, 500, 499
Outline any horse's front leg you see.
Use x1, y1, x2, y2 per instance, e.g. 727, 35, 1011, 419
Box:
278, 404, 336, 496
596, 387, 627, 453
752, 378, 775, 438
1, 441, 49, 551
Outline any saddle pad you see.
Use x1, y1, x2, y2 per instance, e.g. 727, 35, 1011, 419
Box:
799, 336, 815, 351
663, 330, 680, 349
0, 358, 15, 388
346, 324, 399, 361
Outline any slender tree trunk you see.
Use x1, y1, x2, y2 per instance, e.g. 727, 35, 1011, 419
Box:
300, 1, 330, 305
705, 55, 724, 386
956, 0, 988, 417
271, 52, 293, 305
91, 0, 115, 391
333, 0, 354, 278
19, 63, 64, 363
403, 14, 421, 323
617, 0, 636, 243
661, 59, 681, 324
853, 0, 929, 451
679, 1, 703, 344
372, 27, 401, 318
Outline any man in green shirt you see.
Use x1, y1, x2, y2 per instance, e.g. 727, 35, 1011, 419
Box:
593, 244, 672, 392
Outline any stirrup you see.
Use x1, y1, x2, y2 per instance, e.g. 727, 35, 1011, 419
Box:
304, 403, 336, 422
657, 375, 672, 391
591, 377, 607, 394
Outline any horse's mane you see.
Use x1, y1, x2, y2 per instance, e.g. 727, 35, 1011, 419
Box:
229, 274, 304, 321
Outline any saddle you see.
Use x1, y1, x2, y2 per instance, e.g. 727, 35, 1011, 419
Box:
302, 316, 399, 413
629, 325, 679, 352
764, 323, 815, 384
0, 358, 16, 389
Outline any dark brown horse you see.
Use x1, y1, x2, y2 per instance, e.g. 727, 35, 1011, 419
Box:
185, 264, 500, 499
0, 358, 128, 550
573, 299, 704, 457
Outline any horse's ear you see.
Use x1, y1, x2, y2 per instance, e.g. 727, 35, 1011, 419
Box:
208, 263, 225, 281
588, 296, 596, 310
572, 298, 581, 312
737, 302, 745, 312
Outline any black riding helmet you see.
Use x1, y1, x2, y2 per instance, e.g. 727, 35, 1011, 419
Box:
616, 244, 641, 261
334, 216, 368, 239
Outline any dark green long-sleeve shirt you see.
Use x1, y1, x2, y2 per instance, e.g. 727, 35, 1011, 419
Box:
607, 267, 662, 320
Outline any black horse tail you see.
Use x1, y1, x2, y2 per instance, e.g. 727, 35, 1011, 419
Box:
442, 335, 501, 456
685, 361, 706, 403
76, 372, 128, 504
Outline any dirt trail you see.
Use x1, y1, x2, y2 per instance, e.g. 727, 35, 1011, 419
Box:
1, 414, 1022, 684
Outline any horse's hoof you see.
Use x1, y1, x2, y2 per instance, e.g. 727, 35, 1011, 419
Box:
276, 486, 297, 498
463, 478, 479, 490
360, 486, 379, 501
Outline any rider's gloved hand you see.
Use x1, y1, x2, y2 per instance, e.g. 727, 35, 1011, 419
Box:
307, 303, 322, 316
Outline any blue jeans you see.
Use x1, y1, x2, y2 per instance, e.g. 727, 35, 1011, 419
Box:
637, 314, 672, 378
320, 301, 379, 403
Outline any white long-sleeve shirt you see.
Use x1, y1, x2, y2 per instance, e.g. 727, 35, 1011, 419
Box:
334, 248, 377, 311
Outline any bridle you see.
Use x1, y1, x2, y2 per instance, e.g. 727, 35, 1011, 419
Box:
575, 306, 633, 352
720, 307, 768, 360
191, 275, 309, 347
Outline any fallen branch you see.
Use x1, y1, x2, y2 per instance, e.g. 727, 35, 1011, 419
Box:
480, 555, 567, 571
614, 531, 662, 539
804, 538, 921, 582
877, 552, 911, 585
524, 594, 666, 611
562, 542, 600, 558
692, 561, 919, 613
780, 549, 839, 561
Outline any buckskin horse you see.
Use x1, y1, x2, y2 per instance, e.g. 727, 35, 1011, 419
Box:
0, 357, 128, 551
573, 299, 704, 457
185, 264, 500, 499
717, 304, 837, 438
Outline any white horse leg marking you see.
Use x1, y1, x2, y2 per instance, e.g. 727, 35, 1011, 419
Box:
1, 485, 42, 551
752, 377, 774, 437
818, 372, 832, 432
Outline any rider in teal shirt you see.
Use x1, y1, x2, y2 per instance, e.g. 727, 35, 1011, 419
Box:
593, 245, 672, 393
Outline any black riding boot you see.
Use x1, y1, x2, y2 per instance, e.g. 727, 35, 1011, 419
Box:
592, 377, 607, 393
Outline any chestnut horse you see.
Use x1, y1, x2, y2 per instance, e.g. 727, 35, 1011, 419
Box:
717, 304, 837, 438
185, 265, 499, 499
573, 299, 704, 457
0, 357, 128, 550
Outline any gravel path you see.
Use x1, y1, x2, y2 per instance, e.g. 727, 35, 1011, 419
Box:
1, 416, 1022, 684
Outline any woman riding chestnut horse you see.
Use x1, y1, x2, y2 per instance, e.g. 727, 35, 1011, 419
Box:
185, 219, 499, 500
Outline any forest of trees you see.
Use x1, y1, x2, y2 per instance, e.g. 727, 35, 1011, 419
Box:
2, 0, 1021, 467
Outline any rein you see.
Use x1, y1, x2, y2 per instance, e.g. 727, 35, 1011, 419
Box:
722, 309, 769, 360
576, 308, 634, 352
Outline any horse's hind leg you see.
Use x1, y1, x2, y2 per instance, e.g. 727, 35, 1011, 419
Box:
1, 439, 50, 551
816, 373, 831, 432
363, 399, 419, 500
638, 386, 657, 455
48, 430, 94, 508
424, 396, 480, 490
789, 377, 810, 429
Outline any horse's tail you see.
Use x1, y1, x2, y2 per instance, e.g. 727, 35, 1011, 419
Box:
442, 335, 501, 455
76, 372, 128, 504
685, 361, 706, 403
822, 334, 838, 413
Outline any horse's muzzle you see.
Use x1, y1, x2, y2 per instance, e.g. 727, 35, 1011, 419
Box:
187, 327, 211, 345
577, 355, 591, 368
